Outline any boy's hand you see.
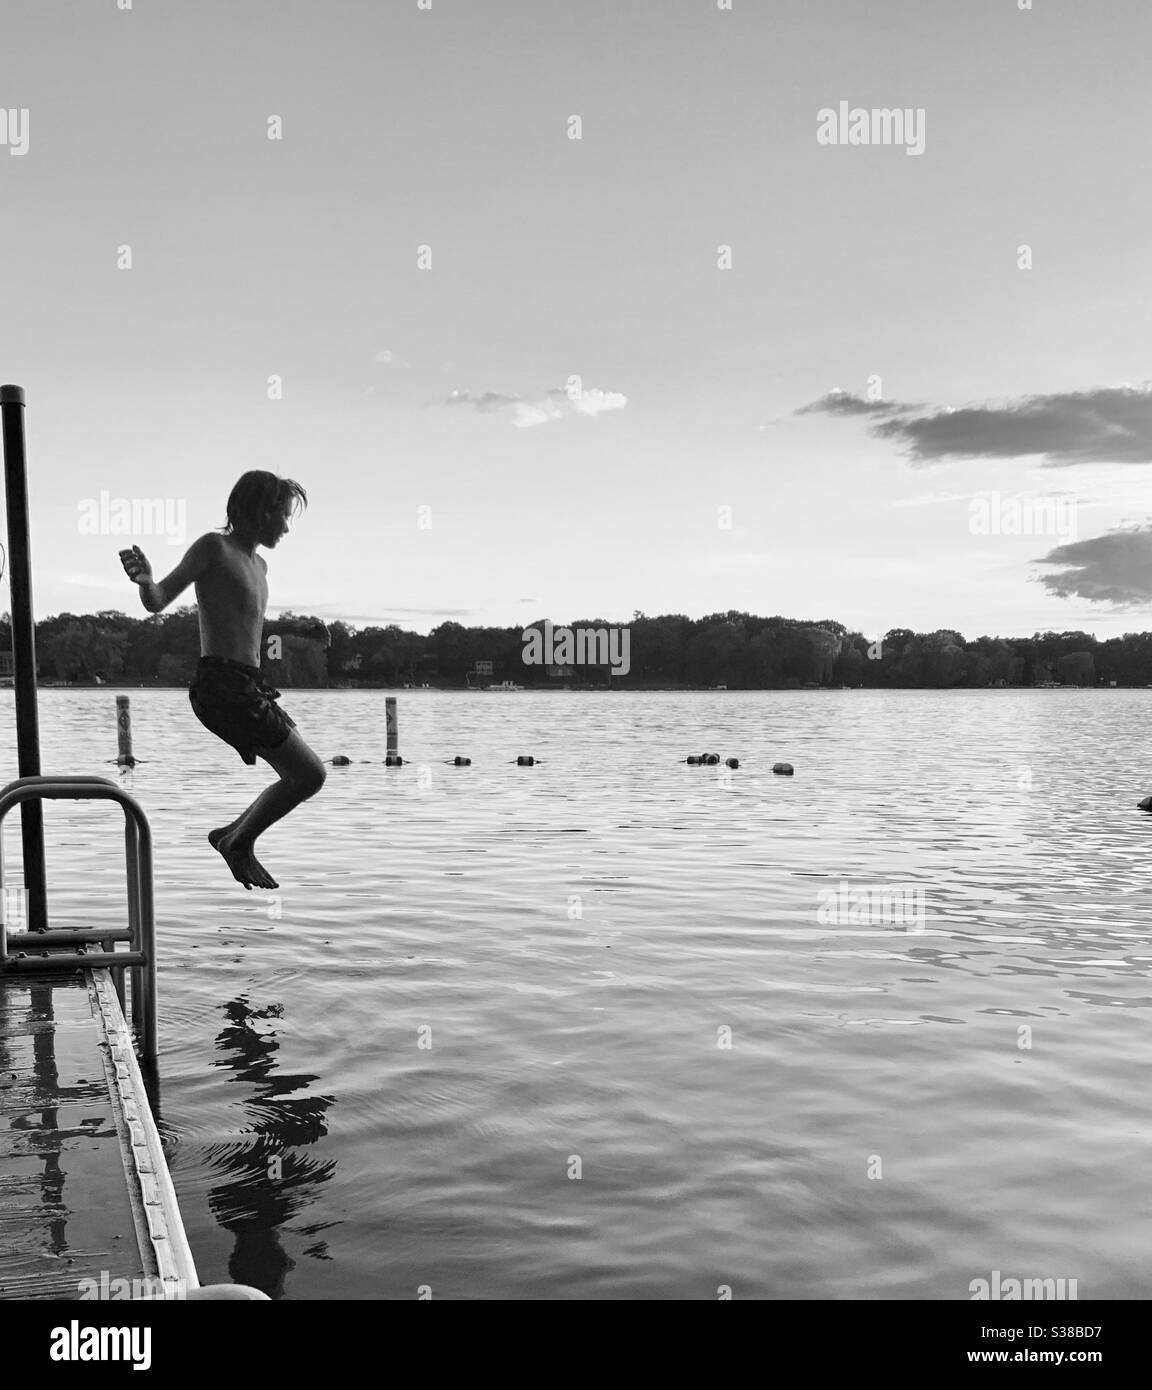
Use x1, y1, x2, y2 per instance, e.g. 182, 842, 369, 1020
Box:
119, 545, 153, 585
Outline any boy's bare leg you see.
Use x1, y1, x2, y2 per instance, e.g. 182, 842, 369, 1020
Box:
210, 730, 327, 890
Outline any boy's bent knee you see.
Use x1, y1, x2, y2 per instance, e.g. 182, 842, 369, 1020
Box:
297, 759, 326, 797
261, 733, 326, 795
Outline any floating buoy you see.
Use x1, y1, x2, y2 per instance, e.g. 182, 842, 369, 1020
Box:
685, 755, 702, 765
330, 755, 351, 766
517, 755, 536, 766
1139, 796, 1152, 812
703, 753, 720, 765
384, 753, 404, 766
772, 762, 794, 776
725, 758, 739, 769
452, 756, 471, 766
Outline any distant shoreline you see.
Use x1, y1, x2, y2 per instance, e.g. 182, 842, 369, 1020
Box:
8, 612, 1132, 690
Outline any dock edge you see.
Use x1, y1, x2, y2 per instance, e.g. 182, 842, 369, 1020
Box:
89, 970, 200, 1297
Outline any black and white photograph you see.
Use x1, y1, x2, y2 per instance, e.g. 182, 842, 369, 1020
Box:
0, 0, 1147, 1350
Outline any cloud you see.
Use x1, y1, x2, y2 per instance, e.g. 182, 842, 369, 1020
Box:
445, 389, 519, 414
878, 386, 1152, 466
568, 387, 628, 418
374, 349, 411, 368
442, 386, 627, 428
1034, 525, 1152, 605
797, 383, 1152, 468
512, 398, 564, 428
795, 389, 911, 418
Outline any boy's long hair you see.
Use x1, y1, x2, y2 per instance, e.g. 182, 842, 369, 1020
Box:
223, 471, 307, 539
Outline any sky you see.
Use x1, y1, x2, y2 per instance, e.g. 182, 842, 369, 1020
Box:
2, 0, 1152, 641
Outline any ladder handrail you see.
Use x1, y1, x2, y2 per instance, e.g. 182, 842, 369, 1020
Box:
0, 775, 157, 1059
1, 774, 140, 1015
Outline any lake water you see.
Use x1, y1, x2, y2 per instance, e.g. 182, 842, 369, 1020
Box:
3, 688, 1151, 1299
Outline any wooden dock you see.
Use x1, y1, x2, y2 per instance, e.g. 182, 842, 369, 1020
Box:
0, 965, 198, 1300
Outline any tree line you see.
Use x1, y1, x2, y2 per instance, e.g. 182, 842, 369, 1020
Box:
1, 608, 1147, 689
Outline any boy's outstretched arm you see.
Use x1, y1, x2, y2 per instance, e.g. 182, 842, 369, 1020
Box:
120, 533, 219, 613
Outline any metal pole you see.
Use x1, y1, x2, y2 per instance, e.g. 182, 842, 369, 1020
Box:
0, 385, 47, 932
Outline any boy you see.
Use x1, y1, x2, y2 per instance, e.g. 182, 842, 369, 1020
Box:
120, 471, 327, 890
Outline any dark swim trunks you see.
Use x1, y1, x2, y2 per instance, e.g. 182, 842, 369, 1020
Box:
188, 656, 296, 765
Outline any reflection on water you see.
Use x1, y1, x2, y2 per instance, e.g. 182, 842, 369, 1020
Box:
5, 981, 66, 1254
202, 997, 336, 1298
0, 975, 143, 1296
3, 689, 1152, 1298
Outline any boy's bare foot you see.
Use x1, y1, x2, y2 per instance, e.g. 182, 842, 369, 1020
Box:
209, 827, 280, 890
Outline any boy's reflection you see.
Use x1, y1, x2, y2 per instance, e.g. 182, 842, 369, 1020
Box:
203, 995, 337, 1298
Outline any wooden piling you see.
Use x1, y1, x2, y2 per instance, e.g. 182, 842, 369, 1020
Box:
385, 696, 398, 756
115, 694, 135, 767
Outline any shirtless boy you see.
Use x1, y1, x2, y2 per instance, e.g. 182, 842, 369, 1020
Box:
119, 471, 327, 890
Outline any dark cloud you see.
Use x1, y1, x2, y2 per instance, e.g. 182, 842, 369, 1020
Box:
878, 385, 1152, 467
794, 389, 909, 417
796, 383, 1152, 468
1034, 526, 1152, 605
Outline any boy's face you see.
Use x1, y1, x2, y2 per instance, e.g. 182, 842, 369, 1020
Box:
258, 502, 293, 548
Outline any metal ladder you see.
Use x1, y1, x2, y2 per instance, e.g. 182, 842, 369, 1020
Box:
0, 774, 157, 1059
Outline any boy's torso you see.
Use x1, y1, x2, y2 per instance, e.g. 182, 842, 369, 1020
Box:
194, 534, 268, 666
